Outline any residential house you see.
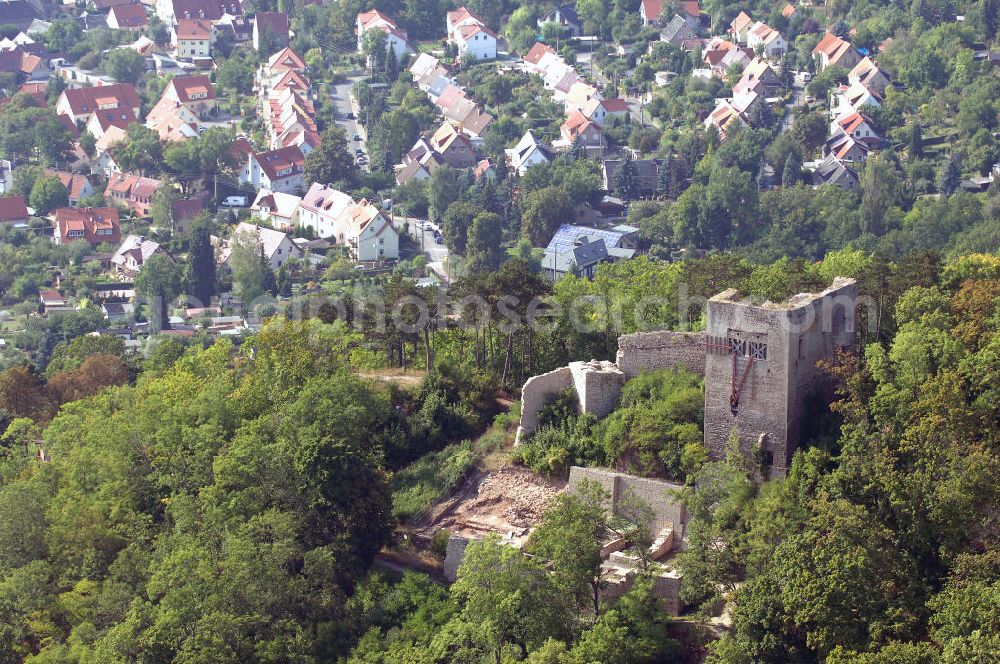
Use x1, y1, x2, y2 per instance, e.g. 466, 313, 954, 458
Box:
155, 0, 242, 27
781, 3, 797, 18
409, 52, 440, 80
558, 110, 605, 154
660, 15, 695, 47
39, 290, 71, 314
219, 221, 301, 271
704, 99, 746, 141
746, 22, 786, 58
93, 125, 128, 176
56, 83, 141, 127
355, 9, 409, 61
603, 159, 660, 197
715, 44, 753, 77
813, 33, 862, 71
454, 22, 497, 61
298, 183, 399, 261
583, 97, 630, 126
812, 153, 859, 191
564, 81, 602, 114
0, 47, 44, 83
105, 173, 161, 217
145, 74, 218, 140
824, 133, 869, 164
733, 58, 781, 97
523, 42, 558, 73
106, 4, 148, 30
162, 74, 218, 117
250, 189, 301, 229
0, 195, 29, 225
45, 170, 94, 207
831, 81, 882, 118
848, 56, 891, 96
52, 207, 121, 246
0, 0, 41, 31
831, 111, 880, 147
253, 12, 288, 52
729, 11, 754, 44
146, 95, 201, 140
642, 0, 699, 29
395, 160, 432, 185
538, 5, 582, 38
446, 6, 486, 42
171, 197, 205, 233
639, 0, 662, 27
506, 131, 555, 175
84, 100, 139, 141
174, 18, 212, 59
242, 145, 306, 194
0, 160, 14, 195
111, 234, 172, 279
428, 122, 478, 168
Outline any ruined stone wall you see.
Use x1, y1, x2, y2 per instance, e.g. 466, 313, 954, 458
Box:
570, 360, 625, 420
567, 466, 687, 547
615, 330, 707, 378
443, 535, 471, 582
517, 366, 574, 437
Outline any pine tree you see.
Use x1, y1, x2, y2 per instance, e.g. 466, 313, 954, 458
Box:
907, 123, 923, 158
756, 158, 771, 191
186, 220, 217, 307
782, 153, 800, 187
614, 152, 637, 201
657, 154, 673, 199
938, 153, 961, 195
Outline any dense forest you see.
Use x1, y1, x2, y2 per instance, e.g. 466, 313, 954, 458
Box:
1, 251, 998, 662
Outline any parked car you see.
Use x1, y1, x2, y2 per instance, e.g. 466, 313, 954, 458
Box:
434, 235, 444, 245
221, 195, 248, 207
347, 112, 355, 119
800, 71, 812, 82
353, 134, 361, 141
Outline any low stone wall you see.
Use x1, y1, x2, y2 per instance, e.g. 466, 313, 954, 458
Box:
615, 330, 707, 378
567, 466, 688, 548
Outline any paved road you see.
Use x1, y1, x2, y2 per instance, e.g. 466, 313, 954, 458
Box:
330, 75, 369, 171
781, 73, 808, 131
399, 216, 451, 283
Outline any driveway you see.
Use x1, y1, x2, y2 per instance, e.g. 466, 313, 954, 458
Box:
399, 216, 451, 283
330, 75, 369, 171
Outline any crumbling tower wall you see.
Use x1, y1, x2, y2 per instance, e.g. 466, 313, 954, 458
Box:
702, 277, 857, 477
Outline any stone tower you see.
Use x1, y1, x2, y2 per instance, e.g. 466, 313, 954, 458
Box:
702, 277, 857, 477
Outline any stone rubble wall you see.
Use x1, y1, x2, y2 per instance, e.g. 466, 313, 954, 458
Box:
519, 330, 707, 439
569, 360, 626, 420
567, 466, 688, 548
616, 330, 707, 378
443, 535, 471, 582
516, 366, 574, 439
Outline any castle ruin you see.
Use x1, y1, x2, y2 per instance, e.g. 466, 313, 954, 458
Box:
517, 277, 858, 478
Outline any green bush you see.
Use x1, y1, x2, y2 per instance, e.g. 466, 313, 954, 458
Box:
430, 529, 451, 557
392, 441, 477, 522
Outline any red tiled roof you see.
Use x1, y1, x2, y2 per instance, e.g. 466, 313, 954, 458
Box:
253, 145, 305, 181
53, 207, 121, 245
169, 74, 215, 102
601, 98, 629, 112
524, 42, 556, 65
0, 195, 29, 223
177, 18, 212, 40
61, 83, 140, 117
109, 4, 148, 27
